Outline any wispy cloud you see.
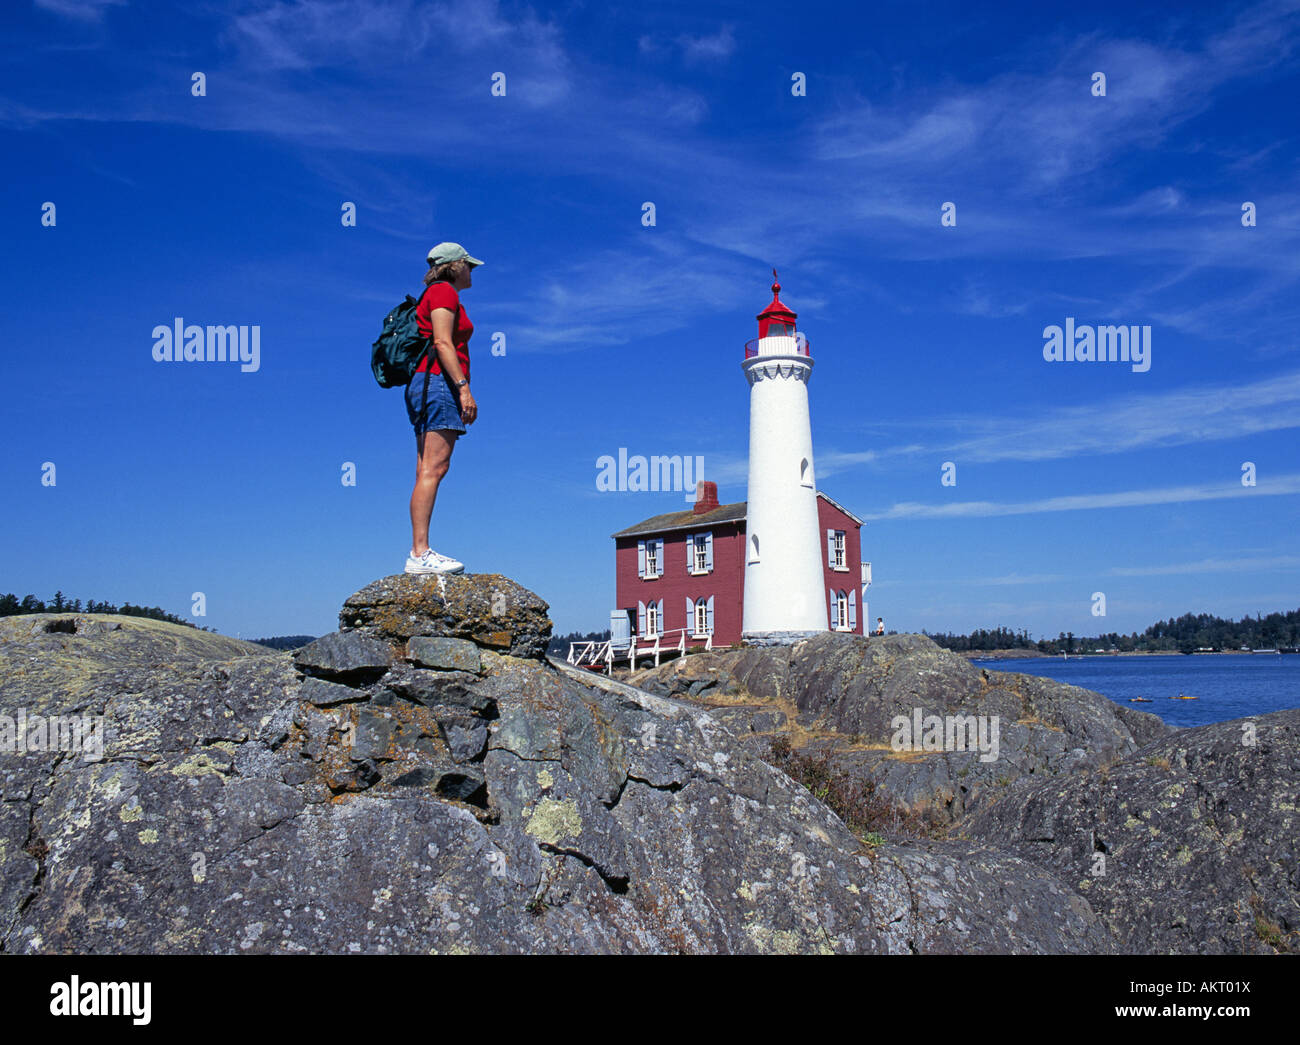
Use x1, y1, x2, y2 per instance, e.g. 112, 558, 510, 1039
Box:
638, 24, 737, 63
6, 0, 1300, 356
677, 25, 736, 63
836, 368, 1300, 466
34, 0, 125, 21
969, 572, 1070, 586
1107, 554, 1300, 577
497, 234, 753, 350
226, 0, 571, 102
863, 472, 1300, 520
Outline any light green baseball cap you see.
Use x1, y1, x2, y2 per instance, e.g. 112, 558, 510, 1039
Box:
427, 241, 484, 267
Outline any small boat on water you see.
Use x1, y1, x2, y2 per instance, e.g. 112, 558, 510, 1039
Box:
1169, 693, 1200, 700
1129, 697, 1153, 703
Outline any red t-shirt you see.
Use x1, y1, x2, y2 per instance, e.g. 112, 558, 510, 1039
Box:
414, 282, 473, 379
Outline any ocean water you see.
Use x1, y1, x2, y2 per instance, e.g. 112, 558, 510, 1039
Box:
980, 653, 1300, 728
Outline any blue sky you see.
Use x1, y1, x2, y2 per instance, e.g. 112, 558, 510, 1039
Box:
2, 0, 1298, 640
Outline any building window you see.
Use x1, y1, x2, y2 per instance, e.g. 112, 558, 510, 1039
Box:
637, 600, 662, 638
687, 595, 714, 637
830, 589, 857, 631
686, 532, 713, 575
638, 538, 664, 579
827, 529, 848, 571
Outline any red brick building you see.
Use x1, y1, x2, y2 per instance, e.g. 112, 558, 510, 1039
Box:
611, 481, 868, 647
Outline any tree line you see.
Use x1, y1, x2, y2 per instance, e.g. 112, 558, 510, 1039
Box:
925, 608, 1300, 654
546, 630, 610, 656
248, 635, 317, 650
0, 591, 200, 629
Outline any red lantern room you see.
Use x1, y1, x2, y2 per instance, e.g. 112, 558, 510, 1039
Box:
745, 268, 811, 359
757, 268, 798, 337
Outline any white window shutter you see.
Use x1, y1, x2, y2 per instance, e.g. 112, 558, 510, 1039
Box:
686, 534, 694, 569
637, 541, 646, 578
705, 532, 713, 571
706, 595, 714, 633
638, 600, 646, 634
686, 596, 695, 624
826, 530, 835, 564
849, 588, 857, 629
829, 589, 839, 628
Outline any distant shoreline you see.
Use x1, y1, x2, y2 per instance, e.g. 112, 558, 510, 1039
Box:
957, 649, 1286, 661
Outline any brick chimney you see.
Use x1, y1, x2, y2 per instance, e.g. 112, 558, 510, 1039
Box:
693, 480, 720, 514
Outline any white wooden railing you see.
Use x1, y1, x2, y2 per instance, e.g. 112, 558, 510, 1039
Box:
567, 627, 712, 671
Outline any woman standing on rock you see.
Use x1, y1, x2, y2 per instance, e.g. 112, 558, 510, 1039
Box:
404, 242, 481, 576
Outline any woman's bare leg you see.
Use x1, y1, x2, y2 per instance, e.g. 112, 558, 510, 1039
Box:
410, 429, 458, 556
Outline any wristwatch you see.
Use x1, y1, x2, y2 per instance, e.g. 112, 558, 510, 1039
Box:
454, 378, 468, 388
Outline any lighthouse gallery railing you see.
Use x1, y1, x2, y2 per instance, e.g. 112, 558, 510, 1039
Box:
744, 332, 810, 359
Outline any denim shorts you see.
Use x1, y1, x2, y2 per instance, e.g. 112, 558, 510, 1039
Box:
405, 369, 467, 437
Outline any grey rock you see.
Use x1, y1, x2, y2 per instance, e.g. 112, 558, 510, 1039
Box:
629, 633, 1172, 825
294, 632, 393, 681
703, 706, 788, 735
352, 711, 397, 762
408, 636, 482, 674
299, 676, 365, 708
381, 665, 495, 714
438, 716, 488, 763
960, 709, 1300, 953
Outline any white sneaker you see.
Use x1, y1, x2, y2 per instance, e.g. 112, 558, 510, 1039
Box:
404, 548, 465, 575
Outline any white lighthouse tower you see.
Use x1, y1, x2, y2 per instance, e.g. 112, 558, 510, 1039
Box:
741, 271, 828, 644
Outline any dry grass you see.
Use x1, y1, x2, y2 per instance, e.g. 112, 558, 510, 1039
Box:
767, 735, 946, 842
1015, 714, 1064, 732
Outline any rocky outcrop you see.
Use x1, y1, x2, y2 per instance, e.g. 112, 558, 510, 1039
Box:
1, 582, 1115, 954
339, 573, 550, 659
628, 633, 1170, 824
959, 709, 1300, 953
0, 613, 273, 950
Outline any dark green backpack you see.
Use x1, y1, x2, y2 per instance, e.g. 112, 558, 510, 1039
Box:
370, 281, 456, 388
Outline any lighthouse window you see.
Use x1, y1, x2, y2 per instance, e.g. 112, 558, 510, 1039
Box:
800, 458, 813, 488
768, 322, 792, 336
748, 534, 760, 564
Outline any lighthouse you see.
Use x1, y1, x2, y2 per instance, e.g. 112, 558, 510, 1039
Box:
741, 271, 829, 644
